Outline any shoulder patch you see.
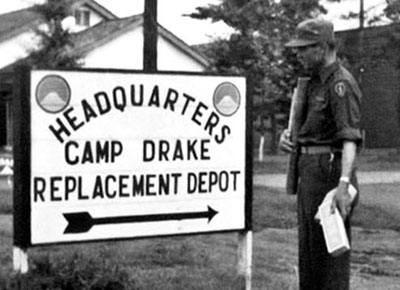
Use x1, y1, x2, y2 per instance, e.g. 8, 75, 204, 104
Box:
334, 81, 346, 97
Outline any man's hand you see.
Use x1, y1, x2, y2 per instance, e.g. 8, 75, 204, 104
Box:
330, 182, 352, 220
279, 129, 296, 153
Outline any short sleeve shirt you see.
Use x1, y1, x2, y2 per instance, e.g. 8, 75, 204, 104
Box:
297, 61, 362, 147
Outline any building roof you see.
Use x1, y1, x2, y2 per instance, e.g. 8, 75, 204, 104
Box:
0, 0, 209, 68
75, 0, 117, 20
73, 15, 143, 53
73, 14, 210, 67
0, 7, 42, 43
0, 0, 117, 43
336, 22, 400, 39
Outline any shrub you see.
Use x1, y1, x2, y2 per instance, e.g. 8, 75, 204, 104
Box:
2, 251, 137, 290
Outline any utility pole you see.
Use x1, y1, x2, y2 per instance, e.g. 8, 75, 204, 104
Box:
143, 0, 158, 72
358, 0, 365, 99
359, 0, 364, 29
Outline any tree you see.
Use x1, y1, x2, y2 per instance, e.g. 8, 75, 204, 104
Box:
385, 0, 400, 22
326, 0, 400, 70
325, 0, 400, 26
27, 0, 83, 68
188, 0, 326, 152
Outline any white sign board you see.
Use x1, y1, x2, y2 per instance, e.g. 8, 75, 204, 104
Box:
27, 69, 248, 245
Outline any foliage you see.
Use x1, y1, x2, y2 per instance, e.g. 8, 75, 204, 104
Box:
188, 0, 326, 151
3, 251, 135, 290
325, 0, 400, 72
326, 0, 400, 25
384, 0, 400, 22
189, 0, 325, 95
27, 0, 83, 68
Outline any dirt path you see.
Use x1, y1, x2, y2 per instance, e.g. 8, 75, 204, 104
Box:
254, 171, 400, 188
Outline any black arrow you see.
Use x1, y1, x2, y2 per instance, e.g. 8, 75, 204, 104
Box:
63, 206, 218, 234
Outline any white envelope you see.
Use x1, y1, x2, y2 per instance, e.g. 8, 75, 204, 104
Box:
315, 185, 357, 256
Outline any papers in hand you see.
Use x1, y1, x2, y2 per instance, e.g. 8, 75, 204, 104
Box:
315, 185, 357, 256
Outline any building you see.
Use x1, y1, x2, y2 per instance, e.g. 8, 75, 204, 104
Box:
0, 0, 118, 70
0, 0, 209, 174
337, 23, 400, 148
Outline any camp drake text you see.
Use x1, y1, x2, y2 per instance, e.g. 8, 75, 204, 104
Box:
33, 84, 242, 203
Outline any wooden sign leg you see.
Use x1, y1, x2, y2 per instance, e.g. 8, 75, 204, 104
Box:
237, 230, 253, 290
13, 246, 28, 274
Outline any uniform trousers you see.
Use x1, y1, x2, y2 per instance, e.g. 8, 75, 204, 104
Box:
297, 152, 358, 290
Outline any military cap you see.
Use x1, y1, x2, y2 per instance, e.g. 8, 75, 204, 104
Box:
285, 18, 335, 48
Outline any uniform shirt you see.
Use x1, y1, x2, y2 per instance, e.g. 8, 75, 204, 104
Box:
297, 61, 362, 147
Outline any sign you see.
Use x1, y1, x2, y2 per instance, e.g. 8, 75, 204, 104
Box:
14, 68, 251, 246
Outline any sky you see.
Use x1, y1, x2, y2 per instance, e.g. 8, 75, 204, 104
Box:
322, 0, 389, 30
0, 0, 389, 45
0, 0, 231, 45
96, 0, 234, 44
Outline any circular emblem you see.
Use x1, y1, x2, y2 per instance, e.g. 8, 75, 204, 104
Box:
213, 82, 241, 116
36, 75, 71, 113
334, 81, 346, 98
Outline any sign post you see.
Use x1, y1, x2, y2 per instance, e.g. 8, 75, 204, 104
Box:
13, 247, 28, 274
13, 67, 31, 274
13, 68, 252, 283
238, 230, 253, 290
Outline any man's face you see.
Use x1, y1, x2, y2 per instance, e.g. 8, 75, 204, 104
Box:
295, 43, 325, 71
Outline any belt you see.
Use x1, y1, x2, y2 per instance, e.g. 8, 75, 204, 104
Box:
300, 145, 342, 155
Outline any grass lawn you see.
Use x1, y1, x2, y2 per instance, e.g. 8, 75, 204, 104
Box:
0, 149, 399, 289
1, 178, 400, 289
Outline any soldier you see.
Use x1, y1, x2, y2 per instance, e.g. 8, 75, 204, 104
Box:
280, 18, 362, 290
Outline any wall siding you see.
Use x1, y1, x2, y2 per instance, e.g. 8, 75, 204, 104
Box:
337, 24, 400, 148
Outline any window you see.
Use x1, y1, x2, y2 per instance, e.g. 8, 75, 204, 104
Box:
0, 95, 12, 148
83, 10, 90, 26
0, 102, 7, 146
75, 9, 90, 26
